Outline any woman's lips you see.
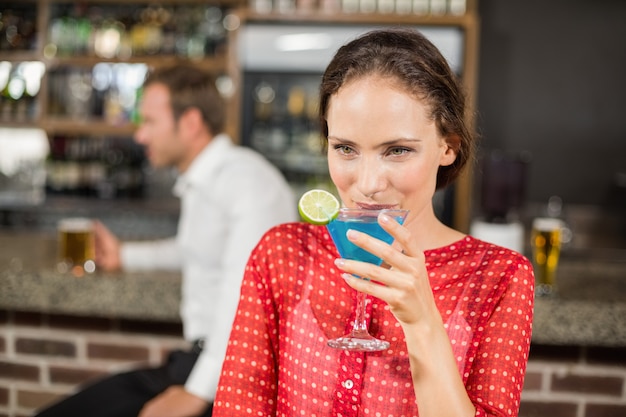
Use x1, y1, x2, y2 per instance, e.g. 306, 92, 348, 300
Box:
355, 203, 397, 210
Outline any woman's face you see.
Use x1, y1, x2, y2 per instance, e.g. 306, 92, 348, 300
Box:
326, 75, 457, 225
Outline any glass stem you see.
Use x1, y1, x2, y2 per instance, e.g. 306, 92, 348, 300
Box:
352, 290, 369, 333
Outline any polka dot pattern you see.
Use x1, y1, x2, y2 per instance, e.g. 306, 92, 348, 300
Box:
213, 223, 534, 417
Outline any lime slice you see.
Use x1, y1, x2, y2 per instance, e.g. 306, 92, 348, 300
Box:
298, 189, 340, 225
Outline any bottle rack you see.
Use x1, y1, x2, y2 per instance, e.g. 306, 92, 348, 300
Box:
1, 0, 245, 199
1, 0, 244, 132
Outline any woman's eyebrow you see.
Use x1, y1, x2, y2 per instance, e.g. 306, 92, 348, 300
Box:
328, 136, 421, 144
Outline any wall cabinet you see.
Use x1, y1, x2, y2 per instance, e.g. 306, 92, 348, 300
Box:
1, 0, 479, 229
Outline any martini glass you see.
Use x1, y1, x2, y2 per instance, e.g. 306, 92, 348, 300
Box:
326, 208, 409, 351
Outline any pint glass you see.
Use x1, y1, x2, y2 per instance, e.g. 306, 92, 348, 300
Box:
530, 217, 563, 296
57, 217, 96, 276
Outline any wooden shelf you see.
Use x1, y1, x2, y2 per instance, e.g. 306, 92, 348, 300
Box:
39, 0, 245, 6
0, 52, 42, 62
43, 55, 228, 72
1, 119, 136, 136
40, 118, 136, 136
239, 10, 477, 26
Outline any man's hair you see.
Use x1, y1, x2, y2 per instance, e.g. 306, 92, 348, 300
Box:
144, 64, 225, 135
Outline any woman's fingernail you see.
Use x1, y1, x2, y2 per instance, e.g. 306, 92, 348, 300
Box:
335, 258, 345, 268
347, 229, 358, 240
379, 213, 390, 223
341, 273, 352, 281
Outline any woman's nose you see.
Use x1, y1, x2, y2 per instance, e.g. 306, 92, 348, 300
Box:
356, 157, 385, 198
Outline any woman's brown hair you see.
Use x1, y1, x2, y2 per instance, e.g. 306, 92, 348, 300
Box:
319, 28, 475, 190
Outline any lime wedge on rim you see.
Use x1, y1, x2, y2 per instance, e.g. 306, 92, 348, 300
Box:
298, 189, 340, 225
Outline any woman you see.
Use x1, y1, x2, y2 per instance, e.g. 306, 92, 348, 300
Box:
213, 28, 534, 417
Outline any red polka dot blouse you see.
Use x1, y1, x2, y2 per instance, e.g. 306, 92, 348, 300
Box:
214, 222, 534, 417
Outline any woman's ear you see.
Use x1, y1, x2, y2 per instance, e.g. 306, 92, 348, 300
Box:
440, 135, 459, 167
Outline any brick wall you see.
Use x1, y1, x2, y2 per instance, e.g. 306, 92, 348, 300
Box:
0, 310, 187, 417
2, 309, 626, 417
521, 344, 626, 417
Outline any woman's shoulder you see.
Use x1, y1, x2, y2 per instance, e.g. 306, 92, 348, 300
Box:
247, 222, 338, 277
429, 236, 535, 303
430, 235, 533, 275
254, 222, 333, 251
468, 235, 531, 266
261, 221, 324, 237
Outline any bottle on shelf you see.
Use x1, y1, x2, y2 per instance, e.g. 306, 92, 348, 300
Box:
0, 70, 17, 121
249, 0, 468, 15
0, 4, 38, 52
46, 136, 146, 199
46, 63, 148, 123
45, 2, 230, 59
0, 61, 45, 122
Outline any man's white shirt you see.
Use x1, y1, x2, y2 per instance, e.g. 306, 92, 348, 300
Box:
120, 134, 297, 401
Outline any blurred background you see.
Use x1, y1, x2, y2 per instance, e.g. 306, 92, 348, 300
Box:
1, 0, 624, 245
479, 0, 625, 208
475, 0, 626, 256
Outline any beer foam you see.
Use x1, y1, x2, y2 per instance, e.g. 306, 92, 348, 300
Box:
58, 217, 94, 232
532, 217, 564, 232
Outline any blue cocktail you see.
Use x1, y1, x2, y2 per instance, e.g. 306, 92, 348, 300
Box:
327, 208, 409, 351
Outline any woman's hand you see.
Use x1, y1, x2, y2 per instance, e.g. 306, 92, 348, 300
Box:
332, 212, 437, 327
333, 212, 476, 417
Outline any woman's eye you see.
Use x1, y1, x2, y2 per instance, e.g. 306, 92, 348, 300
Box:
388, 147, 410, 156
335, 145, 354, 155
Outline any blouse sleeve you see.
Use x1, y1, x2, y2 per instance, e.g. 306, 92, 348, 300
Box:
467, 256, 535, 417
213, 241, 279, 416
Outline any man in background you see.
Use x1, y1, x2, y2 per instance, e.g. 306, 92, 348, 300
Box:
35, 64, 297, 417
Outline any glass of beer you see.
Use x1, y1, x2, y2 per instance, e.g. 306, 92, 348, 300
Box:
57, 217, 96, 277
530, 217, 564, 296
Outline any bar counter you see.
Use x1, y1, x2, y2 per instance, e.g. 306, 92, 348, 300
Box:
1, 231, 625, 347
0, 231, 181, 321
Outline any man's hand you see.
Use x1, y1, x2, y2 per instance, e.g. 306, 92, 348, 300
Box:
94, 220, 122, 271
138, 386, 209, 417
